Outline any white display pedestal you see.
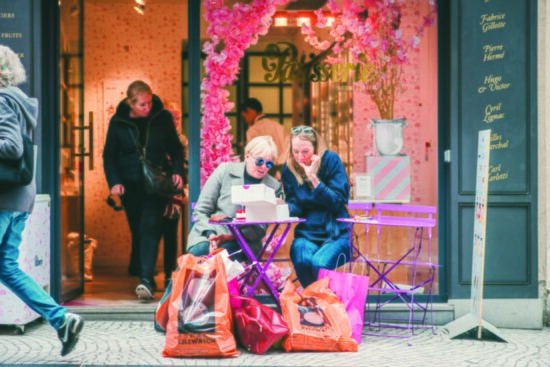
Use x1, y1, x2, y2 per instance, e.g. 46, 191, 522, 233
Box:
0, 195, 51, 333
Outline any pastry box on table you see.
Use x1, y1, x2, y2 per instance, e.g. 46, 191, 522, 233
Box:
231, 184, 289, 222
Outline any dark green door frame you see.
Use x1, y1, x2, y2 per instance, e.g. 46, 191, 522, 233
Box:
447, 0, 538, 299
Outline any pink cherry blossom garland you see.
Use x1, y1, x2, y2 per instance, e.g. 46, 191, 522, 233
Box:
302, 0, 437, 120
200, 0, 294, 186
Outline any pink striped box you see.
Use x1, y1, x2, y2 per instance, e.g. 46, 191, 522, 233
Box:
366, 156, 411, 202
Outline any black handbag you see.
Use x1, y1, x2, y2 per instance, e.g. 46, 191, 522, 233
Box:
0, 125, 35, 189
128, 126, 180, 197
141, 158, 180, 197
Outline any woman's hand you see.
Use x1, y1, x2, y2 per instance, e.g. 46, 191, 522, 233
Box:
172, 174, 184, 190
298, 154, 321, 188
208, 233, 234, 253
111, 184, 125, 195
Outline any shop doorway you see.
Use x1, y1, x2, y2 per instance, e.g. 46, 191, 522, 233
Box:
59, 0, 189, 307
59, 0, 86, 302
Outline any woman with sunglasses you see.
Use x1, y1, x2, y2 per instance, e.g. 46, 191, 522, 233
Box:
282, 125, 351, 288
186, 136, 282, 261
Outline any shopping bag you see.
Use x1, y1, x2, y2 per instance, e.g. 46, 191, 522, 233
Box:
231, 296, 289, 354
162, 252, 238, 358
280, 278, 358, 352
155, 249, 244, 334
318, 265, 369, 344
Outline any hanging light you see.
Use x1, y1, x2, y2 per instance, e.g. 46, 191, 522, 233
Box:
134, 0, 145, 15
274, 12, 288, 27
297, 16, 311, 27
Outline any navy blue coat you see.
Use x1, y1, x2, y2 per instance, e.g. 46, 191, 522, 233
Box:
282, 150, 350, 243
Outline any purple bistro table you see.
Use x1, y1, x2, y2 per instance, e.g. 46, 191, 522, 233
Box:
209, 218, 305, 310
339, 203, 438, 343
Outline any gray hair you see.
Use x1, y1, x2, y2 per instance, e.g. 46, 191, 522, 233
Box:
0, 45, 26, 88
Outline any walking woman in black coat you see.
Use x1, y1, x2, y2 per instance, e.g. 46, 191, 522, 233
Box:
103, 80, 184, 300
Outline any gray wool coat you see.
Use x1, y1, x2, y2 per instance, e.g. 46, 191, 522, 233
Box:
187, 162, 282, 252
0, 86, 38, 213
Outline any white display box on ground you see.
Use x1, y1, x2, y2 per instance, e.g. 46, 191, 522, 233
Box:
0, 195, 51, 331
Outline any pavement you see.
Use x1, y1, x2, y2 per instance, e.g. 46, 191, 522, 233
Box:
0, 320, 549, 366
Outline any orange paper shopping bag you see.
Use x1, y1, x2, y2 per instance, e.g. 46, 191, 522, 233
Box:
280, 278, 358, 352
162, 253, 238, 358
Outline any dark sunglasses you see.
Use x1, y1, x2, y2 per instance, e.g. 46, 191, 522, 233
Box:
106, 195, 124, 212
254, 157, 274, 169
291, 126, 313, 134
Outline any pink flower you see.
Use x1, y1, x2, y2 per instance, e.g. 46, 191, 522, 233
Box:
200, 0, 294, 186
305, 0, 437, 120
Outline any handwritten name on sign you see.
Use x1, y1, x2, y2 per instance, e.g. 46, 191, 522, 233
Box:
261, 42, 377, 84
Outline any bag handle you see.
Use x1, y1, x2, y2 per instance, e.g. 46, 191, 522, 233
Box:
331, 252, 368, 275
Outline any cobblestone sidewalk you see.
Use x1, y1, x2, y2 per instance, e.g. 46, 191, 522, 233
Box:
0, 321, 549, 366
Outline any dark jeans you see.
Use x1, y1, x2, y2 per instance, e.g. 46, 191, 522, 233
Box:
162, 216, 179, 280
290, 236, 350, 288
120, 181, 168, 284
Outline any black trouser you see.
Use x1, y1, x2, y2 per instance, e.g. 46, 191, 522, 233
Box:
162, 216, 179, 280
120, 181, 168, 284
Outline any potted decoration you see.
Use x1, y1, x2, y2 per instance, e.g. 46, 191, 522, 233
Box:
303, 0, 437, 155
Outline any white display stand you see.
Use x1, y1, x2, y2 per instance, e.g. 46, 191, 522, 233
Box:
444, 130, 506, 342
0, 195, 51, 334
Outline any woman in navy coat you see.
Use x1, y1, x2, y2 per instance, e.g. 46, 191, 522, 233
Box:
281, 126, 351, 288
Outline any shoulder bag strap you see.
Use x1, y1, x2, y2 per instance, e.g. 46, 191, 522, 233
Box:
127, 125, 146, 161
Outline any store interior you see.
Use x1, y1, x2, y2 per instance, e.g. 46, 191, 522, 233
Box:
59, 0, 438, 307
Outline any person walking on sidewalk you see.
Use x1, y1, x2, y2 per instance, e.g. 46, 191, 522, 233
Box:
0, 44, 84, 357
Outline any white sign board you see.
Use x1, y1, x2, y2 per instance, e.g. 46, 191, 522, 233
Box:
470, 129, 491, 337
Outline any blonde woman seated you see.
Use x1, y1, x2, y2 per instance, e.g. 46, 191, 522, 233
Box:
154, 136, 281, 332
186, 135, 282, 261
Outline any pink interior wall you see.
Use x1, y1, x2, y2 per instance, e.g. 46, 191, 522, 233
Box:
84, 1, 187, 266
352, 0, 438, 206
83, 1, 438, 268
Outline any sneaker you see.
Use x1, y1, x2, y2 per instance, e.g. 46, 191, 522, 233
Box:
57, 313, 84, 357
136, 279, 155, 300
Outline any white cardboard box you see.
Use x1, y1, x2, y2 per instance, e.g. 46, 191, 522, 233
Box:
231, 184, 289, 222
246, 203, 290, 222
231, 184, 276, 205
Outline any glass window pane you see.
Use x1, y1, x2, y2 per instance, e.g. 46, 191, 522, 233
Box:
182, 59, 188, 82
228, 85, 237, 105
182, 87, 188, 112
283, 86, 292, 114
249, 56, 269, 83
229, 116, 237, 143
182, 117, 188, 135
249, 87, 279, 114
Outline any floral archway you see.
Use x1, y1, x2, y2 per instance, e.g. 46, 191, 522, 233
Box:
200, 0, 437, 186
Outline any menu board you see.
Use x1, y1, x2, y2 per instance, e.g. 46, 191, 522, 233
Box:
0, 0, 33, 95
459, 1, 532, 193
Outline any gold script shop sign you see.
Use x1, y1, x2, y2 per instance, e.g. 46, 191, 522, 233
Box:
262, 42, 375, 83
